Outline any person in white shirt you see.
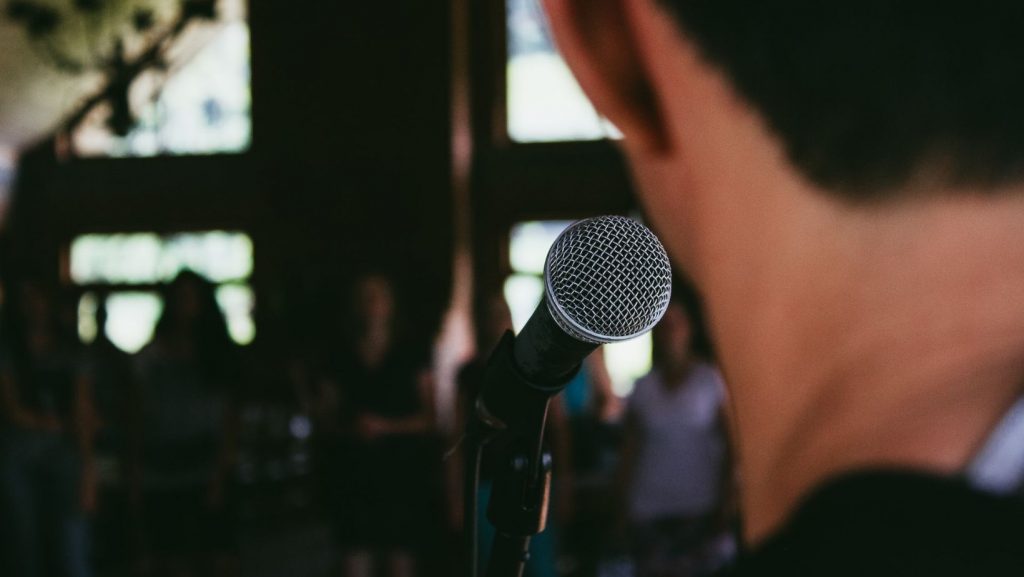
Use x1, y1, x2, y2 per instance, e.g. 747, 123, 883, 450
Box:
615, 299, 733, 577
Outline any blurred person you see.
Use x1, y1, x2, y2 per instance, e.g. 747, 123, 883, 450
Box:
450, 292, 571, 577
128, 271, 241, 577
312, 273, 436, 577
0, 281, 97, 577
544, 1, 1024, 573
87, 299, 134, 476
563, 349, 619, 423
86, 299, 138, 571
560, 350, 621, 487
614, 300, 734, 577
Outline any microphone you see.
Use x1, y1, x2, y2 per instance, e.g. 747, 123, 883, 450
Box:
470, 216, 672, 577
478, 215, 673, 429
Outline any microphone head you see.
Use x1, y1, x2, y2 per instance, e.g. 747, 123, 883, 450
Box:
544, 215, 673, 344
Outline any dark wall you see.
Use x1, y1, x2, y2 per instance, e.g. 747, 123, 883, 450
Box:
462, 0, 636, 298
6, 0, 650, 355
7, 0, 455, 349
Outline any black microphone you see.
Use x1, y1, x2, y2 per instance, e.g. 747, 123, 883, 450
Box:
470, 216, 672, 577
477, 215, 673, 430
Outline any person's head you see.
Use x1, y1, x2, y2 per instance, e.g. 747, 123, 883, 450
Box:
17, 280, 52, 325
156, 271, 231, 350
155, 271, 235, 379
159, 271, 215, 331
651, 299, 693, 373
350, 273, 396, 332
545, 2, 1024, 542
542, 1, 1024, 278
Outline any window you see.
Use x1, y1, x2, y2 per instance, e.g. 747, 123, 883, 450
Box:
71, 1, 252, 157
506, 0, 620, 143
69, 230, 255, 353
504, 220, 651, 396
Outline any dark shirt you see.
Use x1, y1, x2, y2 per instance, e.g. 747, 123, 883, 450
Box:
723, 470, 1024, 576
1, 343, 85, 429
332, 346, 426, 426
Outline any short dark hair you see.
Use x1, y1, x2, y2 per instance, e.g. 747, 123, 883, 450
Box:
659, 1, 1024, 200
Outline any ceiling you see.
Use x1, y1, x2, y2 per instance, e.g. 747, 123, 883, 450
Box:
0, 15, 102, 153
0, 0, 194, 154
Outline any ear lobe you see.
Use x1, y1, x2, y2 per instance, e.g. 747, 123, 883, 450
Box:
542, 0, 669, 153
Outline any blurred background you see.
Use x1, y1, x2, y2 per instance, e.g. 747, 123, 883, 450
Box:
0, 1, 734, 576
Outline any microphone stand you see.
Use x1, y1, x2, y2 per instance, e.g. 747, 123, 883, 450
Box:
471, 331, 578, 577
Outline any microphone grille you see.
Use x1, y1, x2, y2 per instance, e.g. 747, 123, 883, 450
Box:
544, 215, 673, 344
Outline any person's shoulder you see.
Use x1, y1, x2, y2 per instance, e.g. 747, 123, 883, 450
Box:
132, 340, 166, 369
627, 371, 660, 405
689, 361, 725, 397
690, 361, 722, 382
731, 470, 1024, 576
631, 371, 659, 392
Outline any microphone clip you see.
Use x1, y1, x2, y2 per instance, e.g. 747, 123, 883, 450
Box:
473, 330, 579, 577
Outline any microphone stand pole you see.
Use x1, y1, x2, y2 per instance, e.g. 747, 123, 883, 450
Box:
473, 331, 577, 577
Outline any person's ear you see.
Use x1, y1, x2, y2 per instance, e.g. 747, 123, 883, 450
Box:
542, 0, 669, 152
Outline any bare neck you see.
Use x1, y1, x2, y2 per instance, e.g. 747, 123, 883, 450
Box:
701, 190, 1024, 544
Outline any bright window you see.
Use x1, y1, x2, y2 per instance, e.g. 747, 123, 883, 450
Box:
504, 220, 650, 396
70, 230, 255, 353
103, 292, 165, 354
71, 2, 251, 157
506, 0, 621, 143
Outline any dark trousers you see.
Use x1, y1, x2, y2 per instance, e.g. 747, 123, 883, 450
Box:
0, 430, 91, 577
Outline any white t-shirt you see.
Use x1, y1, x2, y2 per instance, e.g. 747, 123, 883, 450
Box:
627, 362, 727, 522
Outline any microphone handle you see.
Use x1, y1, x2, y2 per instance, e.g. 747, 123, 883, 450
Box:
513, 297, 599, 386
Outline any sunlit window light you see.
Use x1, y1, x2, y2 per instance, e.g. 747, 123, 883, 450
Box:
78, 292, 99, 344
72, 6, 251, 157
506, 0, 621, 143
605, 332, 652, 397
509, 220, 573, 275
71, 230, 255, 351
216, 283, 256, 345
503, 273, 544, 333
506, 220, 650, 396
104, 292, 164, 354
71, 231, 253, 285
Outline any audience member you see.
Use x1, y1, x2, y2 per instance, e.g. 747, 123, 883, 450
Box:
128, 271, 241, 577
312, 273, 437, 577
0, 281, 96, 577
86, 298, 138, 571
614, 300, 734, 577
563, 350, 619, 423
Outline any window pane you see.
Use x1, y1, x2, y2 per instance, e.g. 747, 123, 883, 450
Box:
70, 233, 162, 285
509, 220, 572, 274
506, 0, 621, 142
604, 334, 652, 397
216, 283, 256, 345
70, 230, 253, 285
78, 292, 99, 344
70, 230, 255, 348
503, 273, 544, 333
105, 292, 163, 353
161, 231, 254, 283
71, 4, 251, 157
